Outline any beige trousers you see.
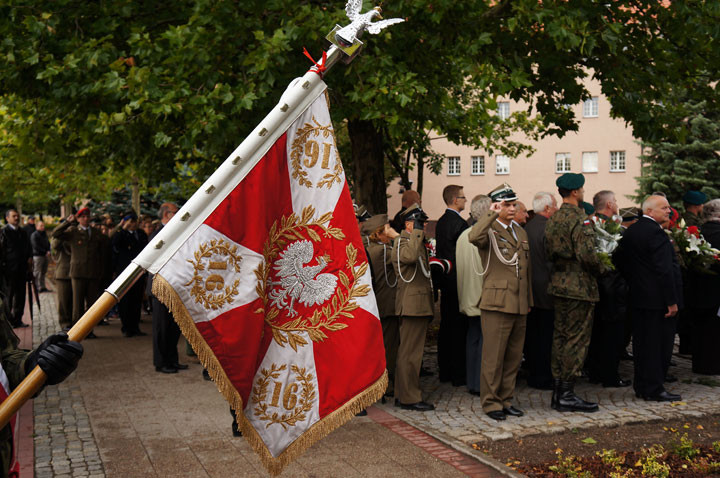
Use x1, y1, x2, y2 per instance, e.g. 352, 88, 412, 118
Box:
394, 316, 431, 404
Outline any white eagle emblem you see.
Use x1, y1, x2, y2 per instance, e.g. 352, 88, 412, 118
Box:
268, 240, 338, 317
335, 1, 405, 48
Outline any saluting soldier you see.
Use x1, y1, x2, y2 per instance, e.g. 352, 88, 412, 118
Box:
682, 190, 707, 228
362, 214, 400, 394
468, 183, 532, 421
50, 234, 73, 330
545, 173, 606, 412
52, 208, 104, 337
390, 204, 435, 411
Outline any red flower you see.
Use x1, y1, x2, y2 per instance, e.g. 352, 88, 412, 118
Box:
687, 226, 700, 236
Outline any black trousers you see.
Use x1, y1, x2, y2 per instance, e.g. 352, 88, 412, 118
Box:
118, 280, 144, 334
587, 316, 625, 385
632, 308, 676, 397
691, 308, 720, 375
438, 285, 468, 385
4, 270, 27, 326
152, 297, 181, 368
524, 308, 554, 388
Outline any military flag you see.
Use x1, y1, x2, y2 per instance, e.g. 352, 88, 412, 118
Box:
150, 88, 387, 474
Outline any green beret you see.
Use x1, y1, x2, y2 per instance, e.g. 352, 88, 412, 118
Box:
682, 190, 707, 205
556, 173, 585, 190
581, 201, 595, 215
361, 214, 389, 235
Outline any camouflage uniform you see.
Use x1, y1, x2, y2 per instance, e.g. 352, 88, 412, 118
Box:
683, 210, 702, 228
545, 203, 605, 381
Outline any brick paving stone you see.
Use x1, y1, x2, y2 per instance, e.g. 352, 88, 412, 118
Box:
33, 293, 106, 477
377, 340, 720, 448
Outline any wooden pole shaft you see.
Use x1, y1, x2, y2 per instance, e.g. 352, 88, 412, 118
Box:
0, 291, 118, 429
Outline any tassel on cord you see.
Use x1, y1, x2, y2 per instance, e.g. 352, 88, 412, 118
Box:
152, 274, 388, 476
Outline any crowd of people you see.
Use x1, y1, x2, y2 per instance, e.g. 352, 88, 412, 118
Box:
0, 203, 187, 376
359, 174, 720, 420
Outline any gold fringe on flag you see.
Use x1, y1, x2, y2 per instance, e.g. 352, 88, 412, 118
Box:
152, 273, 388, 476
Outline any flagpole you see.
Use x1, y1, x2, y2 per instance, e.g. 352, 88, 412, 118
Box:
0, 45, 350, 430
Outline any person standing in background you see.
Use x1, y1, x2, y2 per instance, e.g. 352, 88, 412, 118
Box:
31, 221, 52, 292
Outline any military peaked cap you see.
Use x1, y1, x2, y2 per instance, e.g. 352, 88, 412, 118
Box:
556, 173, 585, 190
361, 213, 389, 235
489, 183, 518, 202
401, 203, 428, 223
682, 190, 708, 205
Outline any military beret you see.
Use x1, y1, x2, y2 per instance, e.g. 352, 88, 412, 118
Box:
361, 214, 389, 235
76, 207, 90, 217
556, 173, 585, 190
682, 190, 707, 205
489, 183, 518, 202
401, 203, 428, 222
581, 201, 595, 215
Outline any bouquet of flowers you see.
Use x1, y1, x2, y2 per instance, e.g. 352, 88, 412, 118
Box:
591, 215, 623, 270
667, 220, 720, 273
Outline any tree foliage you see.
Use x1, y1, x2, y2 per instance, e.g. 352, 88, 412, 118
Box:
2, 0, 720, 212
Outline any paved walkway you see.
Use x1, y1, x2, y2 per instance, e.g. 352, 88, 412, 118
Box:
29, 293, 506, 477
377, 342, 720, 447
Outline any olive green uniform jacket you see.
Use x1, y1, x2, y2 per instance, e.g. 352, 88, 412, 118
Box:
51, 221, 103, 279
390, 230, 434, 317
545, 203, 604, 302
468, 211, 533, 314
366, 240, 397, 319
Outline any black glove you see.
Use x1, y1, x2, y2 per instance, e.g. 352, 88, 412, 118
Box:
413, 219, 426, 231
25, 332, 84, 385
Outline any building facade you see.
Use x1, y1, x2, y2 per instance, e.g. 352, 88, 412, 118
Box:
387, 78, 643, 221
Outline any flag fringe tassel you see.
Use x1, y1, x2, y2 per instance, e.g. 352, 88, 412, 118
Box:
152, 273, 388, 476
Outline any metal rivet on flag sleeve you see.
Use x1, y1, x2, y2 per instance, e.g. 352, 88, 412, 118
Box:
259, 128, 268, 136
206, 185, 216, 194
232, 156, 243, 165
154, 240, 164, 249
280, 104, 289, 112
181, 212, 191, 221
302, 80, 310, 89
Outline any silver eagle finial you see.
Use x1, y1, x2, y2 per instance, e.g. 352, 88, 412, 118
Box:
334, 1, 405, 49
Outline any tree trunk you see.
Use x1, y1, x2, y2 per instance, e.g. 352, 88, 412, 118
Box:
15, 198, 23, 220
131, 180, 141, 215
347, 119, 387, 214
416, 156, 425, 197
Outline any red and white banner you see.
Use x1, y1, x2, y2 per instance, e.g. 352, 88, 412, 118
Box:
152, 90, 387, 475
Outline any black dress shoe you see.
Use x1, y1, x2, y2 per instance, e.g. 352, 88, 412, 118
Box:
134, 330, 148, 337
86, 331, 97, 339
620, 351, 634, 361
355, 410, 368, 416
420, 367, 433, 377
97, 319, 109, 326
644, 391, 681, 402
156, 366, 178, 374
603, 379, 632, 388
502, 406, 524, 417
486, 410, 506, 421
664, 374, 678, 383
396, 401, 435, 411
173, 363, 189, 370
12, 322, 29, 328
468, 390, 481, 396
202, 369, 212, 381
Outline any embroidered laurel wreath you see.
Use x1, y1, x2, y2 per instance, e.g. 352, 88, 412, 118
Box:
185, 238, 243, 310
254, 205, 370, 351
290, 116, 344, 190
251, 363, 316, 429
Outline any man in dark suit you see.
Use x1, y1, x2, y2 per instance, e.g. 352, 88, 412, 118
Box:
0, 210, 32, 328
435, 185, 469, 386
112, 213, 149, 337
615, 195, 682, 402
149, 203, 188, 374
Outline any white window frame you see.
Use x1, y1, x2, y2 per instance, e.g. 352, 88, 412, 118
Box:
555, 153, 571, 173
495, 155, 509, 175
497, 102, 510, 120
447, 156, 461, 176
471, 155, 485, 175
582, 151, 599, 173
583, 97, 599, 118
610, 150, 626, 172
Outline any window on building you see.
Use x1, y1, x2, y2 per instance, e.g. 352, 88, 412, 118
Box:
495, 155, 509, 175
447, 156, 461, 176
555, 153, 571, 173
497, 102, 510, 120
582, 151, 599, 173
610, 151, 626, 172
583, 97, 599, 117
471, 156, 485, 175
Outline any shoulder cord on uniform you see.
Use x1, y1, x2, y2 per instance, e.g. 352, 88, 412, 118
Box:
382, 243, 398, 288
395, 237, 431, 282
363, 235, 370, 249
470, 239, 486, 277
476, 229, 519, 277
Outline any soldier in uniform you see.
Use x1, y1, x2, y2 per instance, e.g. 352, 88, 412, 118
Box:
545, 173, 606, 412
362, 214, 399, 394
390, 204, 435, 411
0, 292, 83, 477
682, 190, 707, 228
52, 208, 104, 338
0, 210, 32, 328
50, 234, 73, 330
468, 184, 532, 421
